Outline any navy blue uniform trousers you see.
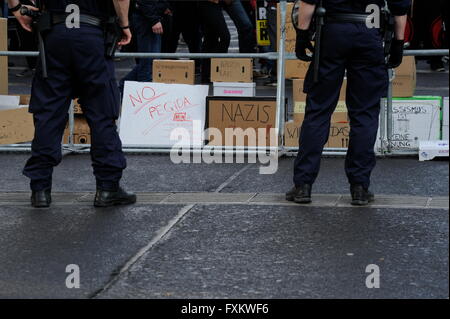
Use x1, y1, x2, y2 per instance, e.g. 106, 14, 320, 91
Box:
23, 24, 126, 192
294, 22, 388, 189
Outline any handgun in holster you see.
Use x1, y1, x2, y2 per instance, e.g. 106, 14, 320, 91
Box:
104, 17, 123, 58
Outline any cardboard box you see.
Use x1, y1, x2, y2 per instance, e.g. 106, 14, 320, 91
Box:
74, 134, 91, 144
277, 2, 296, 53
285, 60, 311, 80
287, 103, 349, 149
284, 121, 300, 147
392, 56, 416, 97
63, 133, 91, 145
395, 56, 416, 76
20, 95, 31, 105
153, 60, 195, 85
293, 78, 347, 102
293, 101, 348, 123
276, 3, 313, 79
0, 95, 34, 145
211, 59, 253, 83
63, 117, 91, 144
73, 99, 83, 114
284, 116, 349, 149
0, 18, 8, 95
213, 82, 256, 97
392, 75, 416, 98
327, 122, 350, 148
207, 97, 278, 147
67, 116, 90, 134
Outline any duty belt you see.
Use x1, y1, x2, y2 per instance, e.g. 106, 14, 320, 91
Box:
326, 13, 370, 24
52, 13, 103, 27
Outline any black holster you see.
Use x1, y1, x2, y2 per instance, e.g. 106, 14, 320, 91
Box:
381, 8, 395, 58
32, 11, 52, 78
104, 17, 123, 58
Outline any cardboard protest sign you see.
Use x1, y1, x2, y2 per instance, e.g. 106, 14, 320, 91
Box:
388, 97, 441, 150
206, 97, 278, 147
119, 82, 209, 147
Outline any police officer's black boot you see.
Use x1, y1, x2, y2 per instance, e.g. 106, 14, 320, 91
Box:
286, 184, 312, 204
31, 190, 52, 208
350, 185, 375, 206
94, 187, 137, 208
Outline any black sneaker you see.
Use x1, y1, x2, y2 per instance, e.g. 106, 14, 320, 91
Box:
430, 60, 446, 72
94, 187, 137, 208
286, 184, 312, 204
350, 185, 375, 206
16, 68, 35, 78
31, 190, 52, 208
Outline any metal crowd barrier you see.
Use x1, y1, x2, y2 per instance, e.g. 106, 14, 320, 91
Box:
0, 0, 448, 158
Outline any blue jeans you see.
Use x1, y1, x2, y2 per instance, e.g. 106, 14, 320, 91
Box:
224, 0, 256, 53
120, 12, 161, 92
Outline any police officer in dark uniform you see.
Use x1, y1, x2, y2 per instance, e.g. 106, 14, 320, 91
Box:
287, 0, 411, 206
8, 0, 137, 208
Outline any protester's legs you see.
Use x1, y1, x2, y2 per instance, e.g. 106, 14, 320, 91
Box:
120, 13, 161, 91
266, 4, 277, 82
198, 1, 230, 82
225, 0, 256, 53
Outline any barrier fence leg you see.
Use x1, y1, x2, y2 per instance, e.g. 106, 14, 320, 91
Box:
67, 101, 75, 153
379, 98, 387, 156
276, 0, 288, 157
386, 69, 394, 155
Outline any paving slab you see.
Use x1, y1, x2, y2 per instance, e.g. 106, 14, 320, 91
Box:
0, 204, 183, 299
1, 155, 448, 197
1, 192, 447, 210
223, 157, 449, 196
100, 205, 449, 299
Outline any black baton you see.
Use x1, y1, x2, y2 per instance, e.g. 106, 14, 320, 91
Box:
37, 32, 48, 78
313, 4, 326, 83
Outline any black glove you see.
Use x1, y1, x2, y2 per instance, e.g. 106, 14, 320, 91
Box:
387, 39, 405, 69
295, 29, 314, 62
